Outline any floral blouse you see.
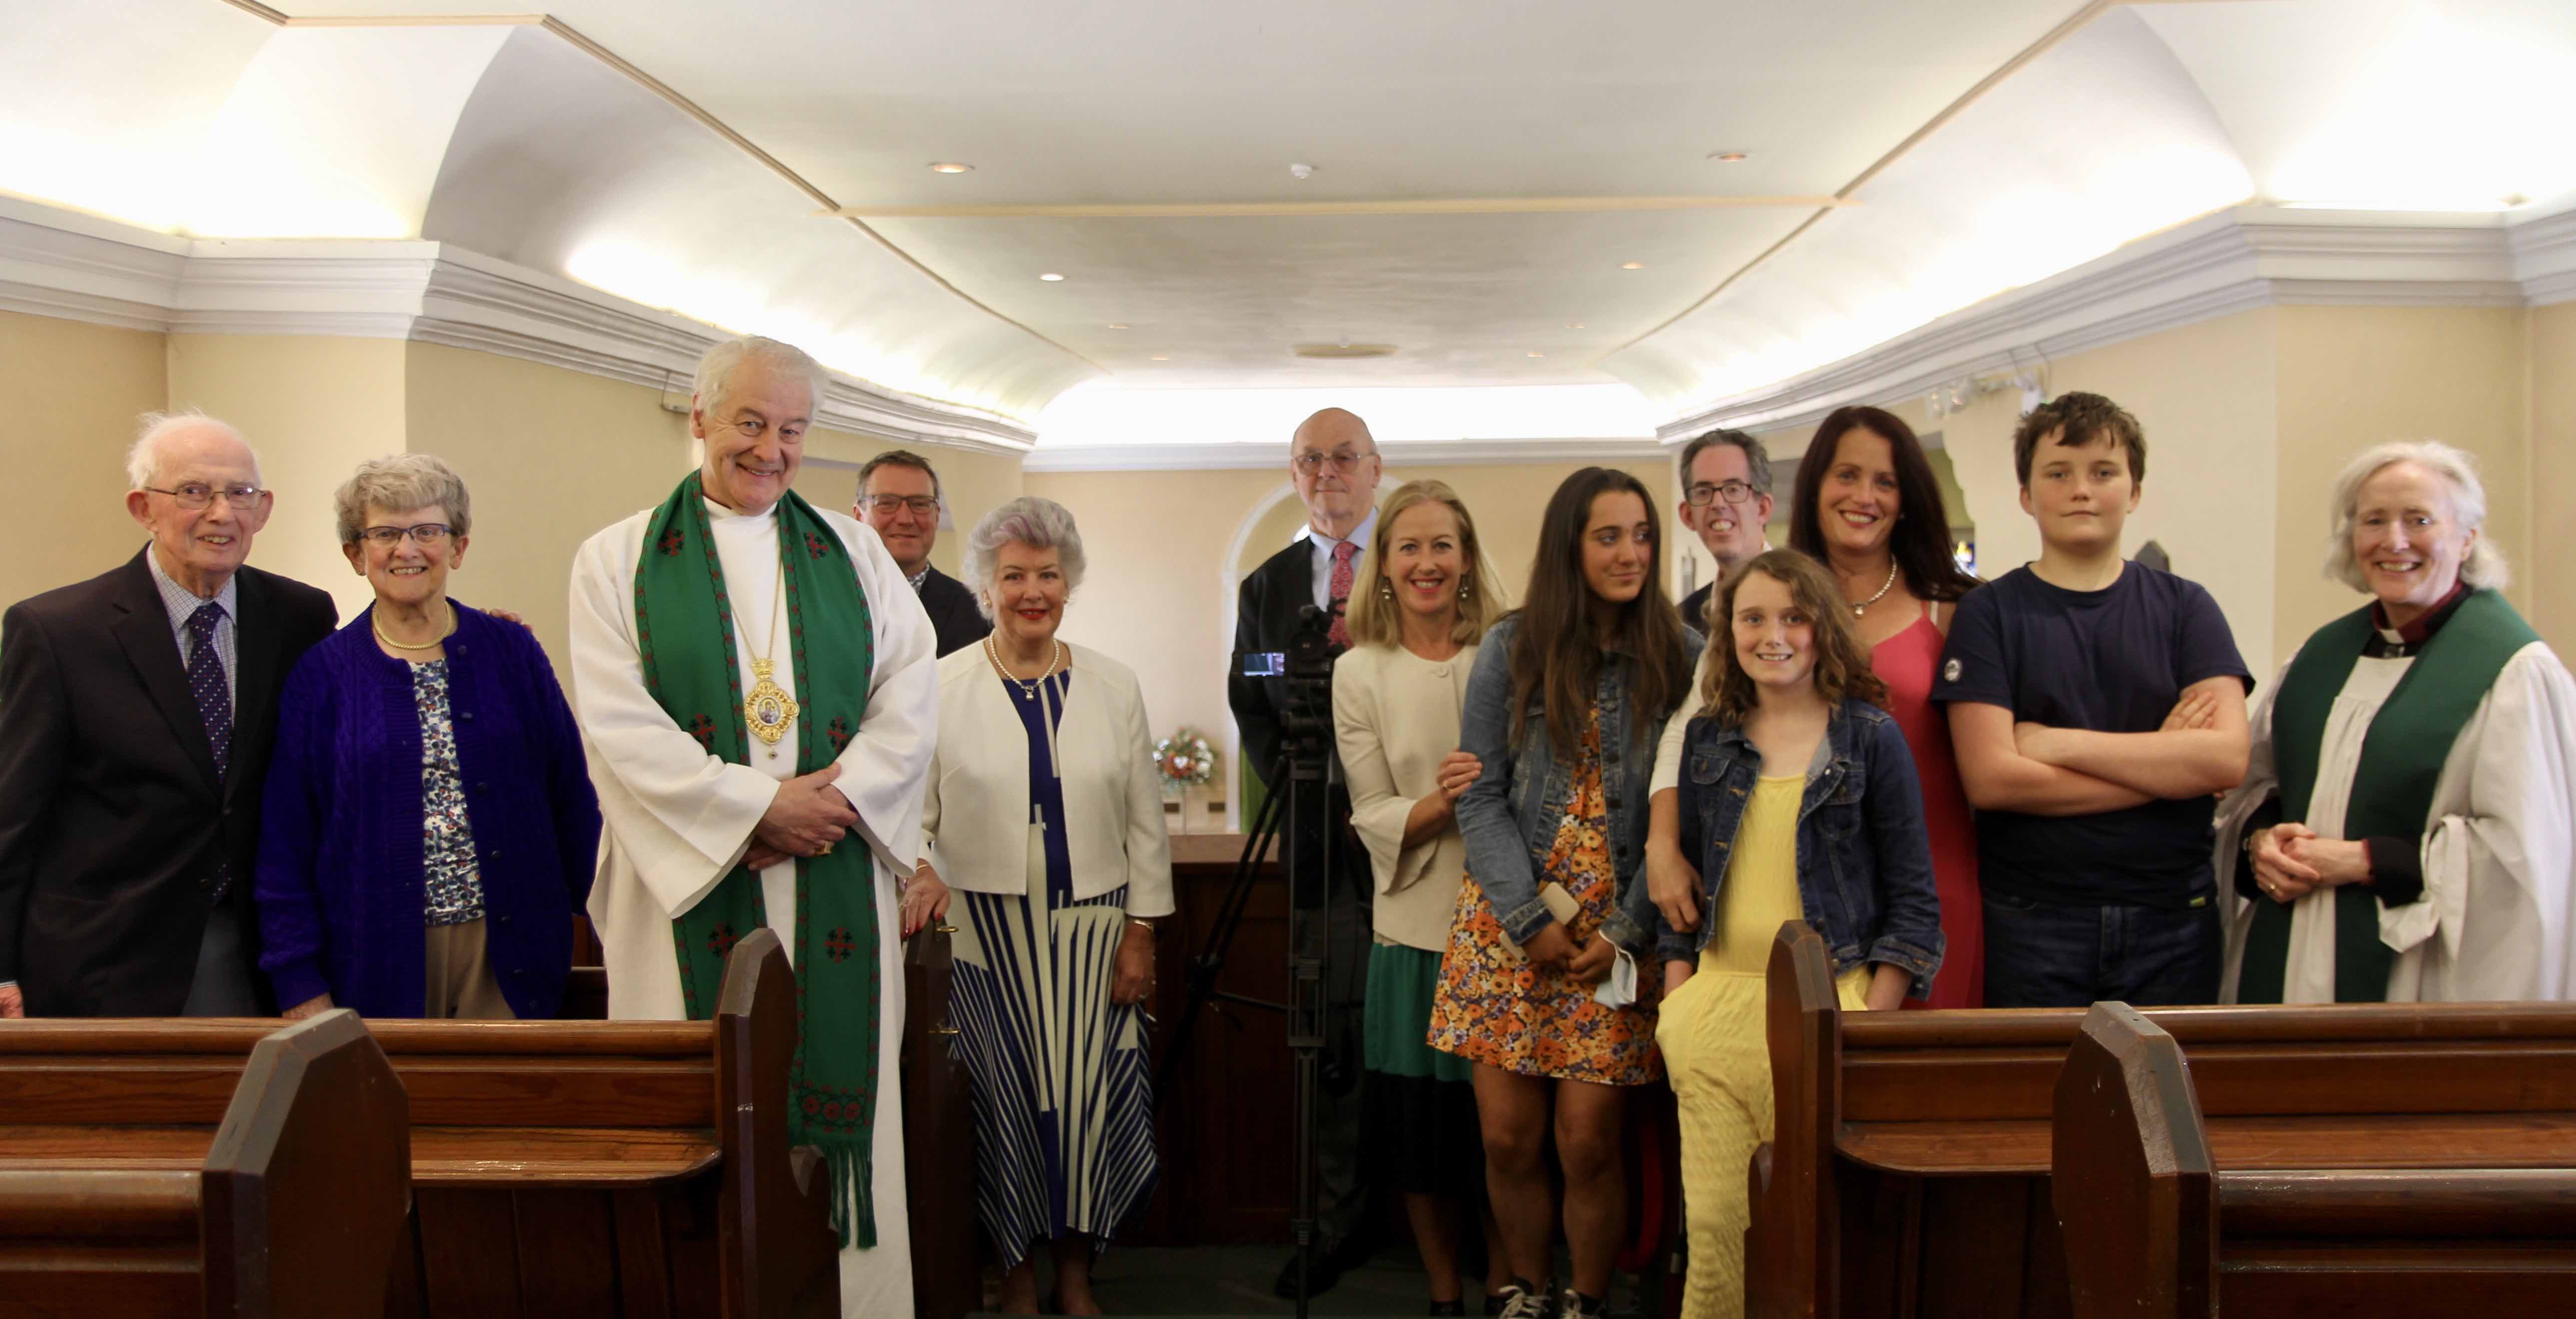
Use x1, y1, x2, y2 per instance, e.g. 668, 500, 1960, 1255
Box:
413, 660, 485, 926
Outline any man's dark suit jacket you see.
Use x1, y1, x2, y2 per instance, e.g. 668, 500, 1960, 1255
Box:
1228, 539, 1319, 792
917, 563, 992, 659
0, 549, 337, 1015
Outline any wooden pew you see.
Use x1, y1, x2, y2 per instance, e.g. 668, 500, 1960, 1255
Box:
0, 929, 836, 1319
904, 925, 978, 1319
1745, 922, 2576, 1319
0, 1008, 410, 1318
2054, 1001, 2576, 1316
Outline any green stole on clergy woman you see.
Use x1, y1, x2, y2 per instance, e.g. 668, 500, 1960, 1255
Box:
633, 471, 881, 1247
2238, 589, 2534, 1003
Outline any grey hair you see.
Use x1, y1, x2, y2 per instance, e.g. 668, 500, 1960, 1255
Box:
692, 335, 830, 420
2324, 439, 2507, 593
126, 410, 261, 490
334, 453, 473, 545
962, 496, 1087, 621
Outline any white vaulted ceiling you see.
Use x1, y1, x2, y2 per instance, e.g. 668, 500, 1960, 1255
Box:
1, 0, 2572, 439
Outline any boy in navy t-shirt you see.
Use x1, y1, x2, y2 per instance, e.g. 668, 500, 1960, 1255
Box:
1934, 392, 2252, 1007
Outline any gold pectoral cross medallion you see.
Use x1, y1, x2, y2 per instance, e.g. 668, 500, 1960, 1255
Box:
744, 658, 800, 757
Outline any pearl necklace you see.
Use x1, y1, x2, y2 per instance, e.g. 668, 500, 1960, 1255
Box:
1851, 560, 1900, 617
984, 634, 1065, 700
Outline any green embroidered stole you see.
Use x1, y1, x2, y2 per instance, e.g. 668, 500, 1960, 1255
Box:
2239, 590, 2534, 1003
633, 472, 882, 1247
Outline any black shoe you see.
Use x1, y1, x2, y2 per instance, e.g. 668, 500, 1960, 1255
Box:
1429, 1302, 1467, 1317
1272, 1235, 1376, 1300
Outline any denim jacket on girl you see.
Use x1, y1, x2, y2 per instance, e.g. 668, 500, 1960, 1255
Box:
1664, 696, 1944, 995
1454, 614, 1703, 957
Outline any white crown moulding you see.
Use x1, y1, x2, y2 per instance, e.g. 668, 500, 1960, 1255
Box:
0, 196, 1035, 456
1658, 202, 2576, 443
1021, 436, 1670, 473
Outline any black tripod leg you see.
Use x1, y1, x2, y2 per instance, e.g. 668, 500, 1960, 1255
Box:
1156, 784, 1283, 1095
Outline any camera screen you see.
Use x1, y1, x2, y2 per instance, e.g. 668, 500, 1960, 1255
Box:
1240, 652, 1288, 678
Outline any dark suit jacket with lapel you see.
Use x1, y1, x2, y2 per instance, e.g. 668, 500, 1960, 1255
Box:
918, 563, 992, 659
0, 549, 337, 1015
1228, 538, 1318, 792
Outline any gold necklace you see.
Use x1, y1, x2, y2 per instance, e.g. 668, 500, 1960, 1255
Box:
741, 570, 800, 759
984, 633, 1064, 701
1851, 559, 1900, 617
373, 600, 456, 652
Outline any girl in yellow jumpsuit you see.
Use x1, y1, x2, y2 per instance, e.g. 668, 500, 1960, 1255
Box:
1644, 551, 1946, 1319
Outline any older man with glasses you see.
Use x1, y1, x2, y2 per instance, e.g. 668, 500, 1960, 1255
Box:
0, 411, 338, 1018
856, 448, 988, 657
1226, 406, 1387, 1299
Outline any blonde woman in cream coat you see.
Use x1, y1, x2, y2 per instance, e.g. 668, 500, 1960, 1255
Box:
917, 497, 1173, 1316
1331, 479, 1512, 1316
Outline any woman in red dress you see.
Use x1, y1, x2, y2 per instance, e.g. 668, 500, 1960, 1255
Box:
1787, 406, 1985, 1007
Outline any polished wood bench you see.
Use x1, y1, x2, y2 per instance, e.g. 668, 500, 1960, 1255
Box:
0, 1009, 409, 1318
1746, 923, 2576, 1319
0, 929, 835, 1319
2055, 1002, 2576, 1316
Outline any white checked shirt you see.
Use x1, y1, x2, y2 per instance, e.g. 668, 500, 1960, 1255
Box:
146, 549, 239, 706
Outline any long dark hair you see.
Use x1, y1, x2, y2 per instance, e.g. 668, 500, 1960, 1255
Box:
1507, 467, 1691, 754
1701, 549, 1889, 725
1789, 405, 1980, 603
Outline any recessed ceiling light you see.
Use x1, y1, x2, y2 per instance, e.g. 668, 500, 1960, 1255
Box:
1707, 151, 1749, 163
1038, 272, 1065, 281
928, 162, 973, 174
1566, 322, 1586, 330
1619, 262, 1645, 270
1106, 323, 1129, 330
1150, 355, 1169, 361
1293, 342, 1396, 359
1528, 351, 1545, 358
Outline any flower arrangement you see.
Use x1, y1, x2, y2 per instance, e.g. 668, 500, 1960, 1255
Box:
1152, 727, 1217, 790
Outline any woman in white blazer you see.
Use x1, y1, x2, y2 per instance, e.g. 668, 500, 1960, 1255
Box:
916, 497, 1174, 1316
1329, 480, 1512, 1316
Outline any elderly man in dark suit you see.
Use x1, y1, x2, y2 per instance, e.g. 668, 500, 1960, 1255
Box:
856, 448, 990, 658
1226, 406, 1386, 1297
0, 412, 337, 1018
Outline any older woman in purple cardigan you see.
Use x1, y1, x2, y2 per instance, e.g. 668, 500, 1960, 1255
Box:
257, 455, 599, 1020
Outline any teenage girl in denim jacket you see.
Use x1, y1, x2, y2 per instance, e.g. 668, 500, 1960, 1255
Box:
1424, 467, 1699, 1319
1652, 549, 1942, 1319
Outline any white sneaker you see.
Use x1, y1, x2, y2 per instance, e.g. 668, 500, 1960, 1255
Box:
1491, 1283, 1552, 1319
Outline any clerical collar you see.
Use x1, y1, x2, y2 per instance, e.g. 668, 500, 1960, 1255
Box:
2365, 581, 2471, 658
906, 566, 929, 593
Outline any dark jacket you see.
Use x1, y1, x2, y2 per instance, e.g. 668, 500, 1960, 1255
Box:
917, 564, 991, 659
1668, 697, 1944, 994
1227, 538, 1317, 790
256, 603, 600, 1018
1455, 614, 1703, 956
0, 549, 336, 1014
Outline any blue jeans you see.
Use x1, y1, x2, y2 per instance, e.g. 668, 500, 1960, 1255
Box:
1980, 890, 2222, 1008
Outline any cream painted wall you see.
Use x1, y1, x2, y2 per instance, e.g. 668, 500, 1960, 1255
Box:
167, 334, 410, 626
1, 310, 167, 611
797, 430, 1024, 581
2274, 306, 2531, 661
2530, 301, 2576, 651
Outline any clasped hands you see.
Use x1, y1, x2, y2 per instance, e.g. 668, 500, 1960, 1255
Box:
1521, 921, 1618, 986
2247, 823, 2372, 905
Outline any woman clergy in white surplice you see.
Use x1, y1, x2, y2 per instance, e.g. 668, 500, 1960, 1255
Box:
567, 336, 947, 1319
913, 496, 1174, 1318
2219, 440, 2576, 1004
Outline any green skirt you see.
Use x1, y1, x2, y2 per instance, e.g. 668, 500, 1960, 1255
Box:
1363, 943, 1472, 1084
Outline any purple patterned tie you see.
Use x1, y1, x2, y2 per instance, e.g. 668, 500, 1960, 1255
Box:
1326, 539, 1358, 650
186, 602, 234, 896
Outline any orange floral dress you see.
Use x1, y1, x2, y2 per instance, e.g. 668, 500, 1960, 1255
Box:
1426, 715, 1662, 1085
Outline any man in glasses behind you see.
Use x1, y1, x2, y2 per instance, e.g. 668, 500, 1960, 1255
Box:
858, 449, 989, 658
0, 410, 337, 1018
1672, 428, 1775, 635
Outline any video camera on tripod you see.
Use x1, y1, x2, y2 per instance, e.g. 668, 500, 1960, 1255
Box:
1161, 602, 1357, 1316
